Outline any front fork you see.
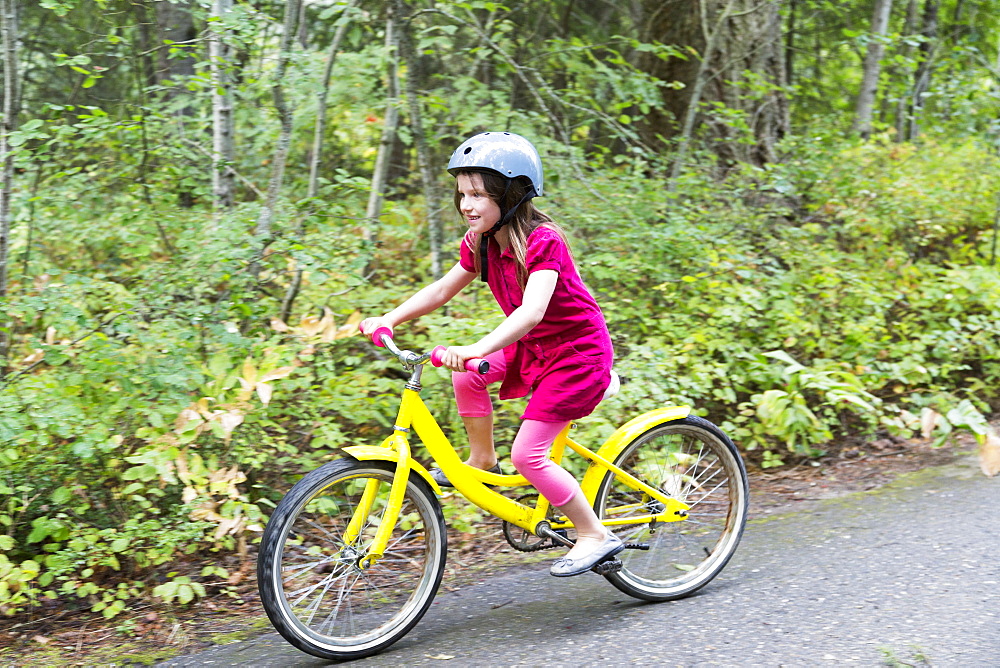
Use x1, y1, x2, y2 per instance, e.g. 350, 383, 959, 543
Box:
346, 433, 413, 570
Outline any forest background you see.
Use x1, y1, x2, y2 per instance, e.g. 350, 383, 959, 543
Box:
1, 0, 1000, 632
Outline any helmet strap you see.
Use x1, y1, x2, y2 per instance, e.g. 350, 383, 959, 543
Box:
479, 185, 537, 283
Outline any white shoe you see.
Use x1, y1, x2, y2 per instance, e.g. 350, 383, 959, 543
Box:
549, 533, 624, 577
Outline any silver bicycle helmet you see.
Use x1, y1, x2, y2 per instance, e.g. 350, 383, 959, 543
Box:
447, 131, 544, 196
448, 132, 545, 283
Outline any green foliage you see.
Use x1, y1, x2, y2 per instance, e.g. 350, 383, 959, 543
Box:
153, 575, 207, 606
3, 0, 1000, 628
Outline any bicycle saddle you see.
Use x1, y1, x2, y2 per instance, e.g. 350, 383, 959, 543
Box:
602, 371, 621, 401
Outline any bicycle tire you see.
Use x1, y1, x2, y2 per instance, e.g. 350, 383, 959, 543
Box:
593, 415, 748, 602
257, 459, 447, 660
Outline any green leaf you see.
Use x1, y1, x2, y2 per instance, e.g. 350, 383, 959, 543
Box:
27, 518, 53, 544
177, 584, 194, 604
50, 486, 72, 504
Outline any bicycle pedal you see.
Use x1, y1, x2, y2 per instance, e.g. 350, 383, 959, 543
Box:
549, 529, 569, 547
591, 558, 623, 575
623, 542, 650, 550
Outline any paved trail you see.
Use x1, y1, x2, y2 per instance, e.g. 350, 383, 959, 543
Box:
161, 460, 999, 666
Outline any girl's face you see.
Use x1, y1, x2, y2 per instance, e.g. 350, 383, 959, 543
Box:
455, 172, 501, 235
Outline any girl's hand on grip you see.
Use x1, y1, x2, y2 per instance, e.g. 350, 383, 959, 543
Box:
359, 317, 393, 347
433, 345, 486, 373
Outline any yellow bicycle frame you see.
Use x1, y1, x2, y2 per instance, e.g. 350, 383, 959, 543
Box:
342, 385, 693, 566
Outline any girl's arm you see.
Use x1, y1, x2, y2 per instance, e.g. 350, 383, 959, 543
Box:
437, 269, 558, 371
360, 262, 477, 337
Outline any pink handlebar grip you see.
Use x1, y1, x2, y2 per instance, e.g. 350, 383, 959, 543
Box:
367, 326, 393, 347
430, 346, 490, 374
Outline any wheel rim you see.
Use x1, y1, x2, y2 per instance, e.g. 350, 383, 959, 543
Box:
271, 467, 443, 651
597, 422, 747, 597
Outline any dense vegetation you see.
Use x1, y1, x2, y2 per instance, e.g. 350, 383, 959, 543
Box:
1, 0, 999, 626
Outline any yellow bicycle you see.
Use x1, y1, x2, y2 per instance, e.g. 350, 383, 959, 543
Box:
257, 333, 749, 660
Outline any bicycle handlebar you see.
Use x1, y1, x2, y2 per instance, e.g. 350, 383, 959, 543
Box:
430, 346, 490, 374
364, 327, 489, 375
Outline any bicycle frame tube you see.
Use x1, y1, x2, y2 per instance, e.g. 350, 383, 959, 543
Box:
406, 390, 539, 530
345, 384, 696, 553
566, 437, 689, 522
578, 405, 691, 499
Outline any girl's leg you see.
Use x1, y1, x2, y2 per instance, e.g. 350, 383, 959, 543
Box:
461, 415, 496, 470
555, 491, 612, 561
510, 420, 612, 560
452, 349, 506, 469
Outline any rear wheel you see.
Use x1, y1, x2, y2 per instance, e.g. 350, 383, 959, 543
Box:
257, 459, 447, 660
594, 415, 748, 601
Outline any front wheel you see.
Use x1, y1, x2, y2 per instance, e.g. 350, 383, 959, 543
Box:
257, 459, 447, 660
594, 415, 748, 602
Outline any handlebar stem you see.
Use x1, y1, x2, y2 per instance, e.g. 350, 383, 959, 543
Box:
377, 334, 428, 391
380, 334, 430, 369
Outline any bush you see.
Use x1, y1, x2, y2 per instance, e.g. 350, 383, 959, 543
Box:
3, 136, 999, 622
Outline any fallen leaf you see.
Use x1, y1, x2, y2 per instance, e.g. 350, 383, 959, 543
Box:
258, 366, 295, 383
241, 356, 257, 385
320, 307, 337, 343
45, 326, 56, 345
920, 408, 941, 439
298, 314, 324, 337
32, 635, 51, 645
218, 410, 245, 441
256, 382, 273, 406
979, 431, 1000, 477
270, 317, 290, 333
174, 407, 202, 433
236, 376, 255, 400
22, 349, 44, 365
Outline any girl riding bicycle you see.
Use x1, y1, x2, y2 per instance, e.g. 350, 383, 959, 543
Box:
360, 131, 621, 577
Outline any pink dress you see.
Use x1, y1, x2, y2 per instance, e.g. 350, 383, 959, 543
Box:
459, 225, 614, 422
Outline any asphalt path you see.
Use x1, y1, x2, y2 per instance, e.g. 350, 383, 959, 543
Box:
160, 459, 999, 666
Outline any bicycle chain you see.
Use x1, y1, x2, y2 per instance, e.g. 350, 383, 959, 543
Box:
501, 494, 568, 552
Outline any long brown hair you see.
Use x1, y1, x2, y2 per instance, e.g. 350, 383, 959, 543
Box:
453, 169, 571, 289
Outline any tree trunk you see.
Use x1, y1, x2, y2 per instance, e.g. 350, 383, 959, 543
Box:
153, 0, 197, 88
395, 0, 443, 279
210, 0, 235, 213
254, 0, 301, 240
905, 0, 940, 141
785, 0, 796, 86
307, 0, 358, 199
853, 0, 894, 138
667, 0, 737, 190
281, 0, 358, 324
0, 0, 20, 376
363, 5, 401, 249
132, 0, 160, 89
638, 0, 789, 169
154, 0, 198, 207
894, 0, 920, 140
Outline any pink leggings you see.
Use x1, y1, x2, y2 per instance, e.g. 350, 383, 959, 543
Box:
452, 350, 580, 507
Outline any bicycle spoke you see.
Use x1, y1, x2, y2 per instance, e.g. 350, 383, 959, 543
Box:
594, 418, 747, 601
259, 460, 446, 659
